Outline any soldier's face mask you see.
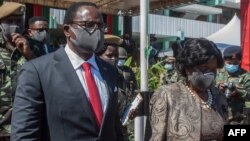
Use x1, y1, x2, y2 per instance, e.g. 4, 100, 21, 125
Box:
164, 63, 173, 71
0, 15, 25, 35
225, 64, 239, 74
188, 69, 215, 91
0, 23, 22, 41
117, 59, 126, 66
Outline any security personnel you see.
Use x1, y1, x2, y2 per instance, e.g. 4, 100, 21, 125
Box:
117, 47, 137, 141
27, 16, 57, 54
216, 46, 250, 124
0, 2, 36, 140
160, 55, 182, 86
97, 35, 137, 141
117, 47, 137, 102
117, 47, 127, 67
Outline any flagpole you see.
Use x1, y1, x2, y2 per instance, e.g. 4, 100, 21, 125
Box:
135, 0, 149, 140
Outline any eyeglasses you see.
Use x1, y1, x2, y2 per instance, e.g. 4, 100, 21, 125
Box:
70, 21, 107, 33
30, 28, 49, 32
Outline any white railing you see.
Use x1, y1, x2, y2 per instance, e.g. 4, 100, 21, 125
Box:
132, 14, 225, 38
226, 0, 240, 3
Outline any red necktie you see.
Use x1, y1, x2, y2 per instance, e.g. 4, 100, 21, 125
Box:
82, 62, 103, 128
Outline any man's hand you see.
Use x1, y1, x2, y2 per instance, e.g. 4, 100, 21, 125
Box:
218, 83, 226, 93
128, 108, 138, 120
231, 90, 237, 97
12, 33, 33, 60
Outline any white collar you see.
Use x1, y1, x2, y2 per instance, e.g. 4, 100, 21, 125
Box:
65, 44, 99, 71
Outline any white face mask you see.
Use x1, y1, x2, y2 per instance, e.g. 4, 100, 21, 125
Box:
32, 30, 50, 43
164, 63, 173, 71
117, 59, 126, 66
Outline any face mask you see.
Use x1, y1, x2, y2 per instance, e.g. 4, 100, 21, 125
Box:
225, 64, 239, 73
188, 71, 215, 91
164, 63, 173, 71
101, 57, 117, 66
117, 59, 126, 66
59, 44, 65, 48
70, 27, 104, 54
32, 30, 49, 43
1, 23, 21, 40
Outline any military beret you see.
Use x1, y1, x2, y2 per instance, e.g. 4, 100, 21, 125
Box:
0, 2, 25, 20
104, 34, 122, 46
223, 46, 242, 60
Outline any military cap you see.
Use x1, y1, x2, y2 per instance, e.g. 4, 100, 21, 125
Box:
223, 46, 242, 60
118, 47, 128, 59
0, 2, 25, 20
104, 34, 122, 46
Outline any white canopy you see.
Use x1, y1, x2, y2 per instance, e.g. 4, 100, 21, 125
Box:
206, 15, 240, 46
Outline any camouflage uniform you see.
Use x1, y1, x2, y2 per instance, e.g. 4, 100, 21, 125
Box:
0, 32, 25, 137
160, 69, 182, 86
216, 68, 250, 124
0, 31, 44, 138
102, 35, 136, 140
117, 65, 137, 141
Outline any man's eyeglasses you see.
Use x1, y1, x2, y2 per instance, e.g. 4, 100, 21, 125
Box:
70, 21, 107, 33
30, 28, 49, 32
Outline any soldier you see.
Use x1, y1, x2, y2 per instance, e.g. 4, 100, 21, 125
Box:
117, 47, 137, 141
216, 46, 250, 124
117, 47, 137, 101
160, 53, 182, 86
0, 2, 35, 140
97, 34, 137, 141
117, 47, 127, 67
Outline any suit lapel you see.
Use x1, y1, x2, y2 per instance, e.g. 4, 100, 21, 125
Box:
95, 57, 114, 132
95, 56, 115, 101
96, 57, 113, 95
53, 48, 97, 128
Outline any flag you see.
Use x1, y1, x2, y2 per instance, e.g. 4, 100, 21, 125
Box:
43, 6, 50, 21
241, 0, 250, 72
106, 15, 113, 34
33, 4, 43, 16
49, 15, 57, 29
113, 15, 122, 36
49, 8, 65, 28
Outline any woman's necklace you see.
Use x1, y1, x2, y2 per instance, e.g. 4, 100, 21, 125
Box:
185, 85, 213, 109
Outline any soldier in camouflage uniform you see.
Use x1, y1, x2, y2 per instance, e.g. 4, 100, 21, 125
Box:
97, 35, 137, 141
160, 55, 183, 86
216, 46, 250, 124
117, 47, 137, 105
0, 2, 38, 140
117, 47, 137, 141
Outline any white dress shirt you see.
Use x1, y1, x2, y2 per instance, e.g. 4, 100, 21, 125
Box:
65, 45, 108, 113
44, 44, 49, 54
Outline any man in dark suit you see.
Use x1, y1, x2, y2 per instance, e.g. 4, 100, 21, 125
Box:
11, 2, 123, 141
27, 16, 56, 55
